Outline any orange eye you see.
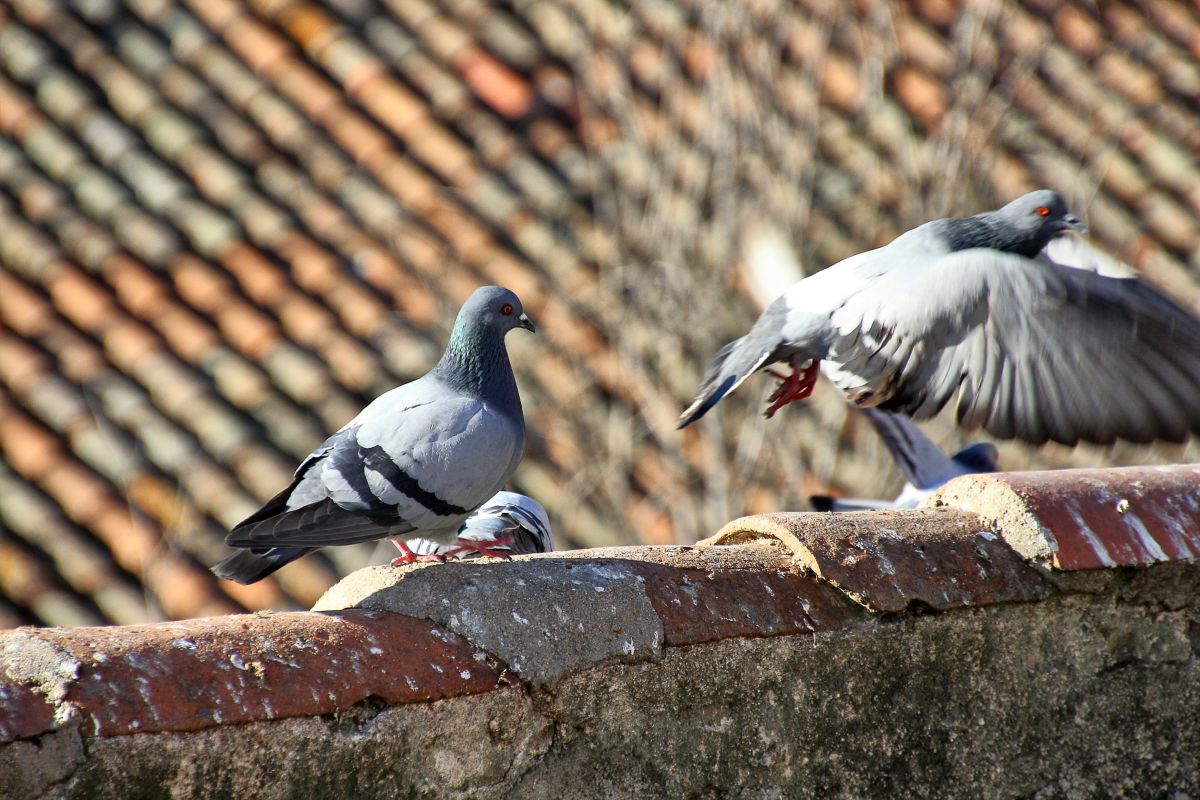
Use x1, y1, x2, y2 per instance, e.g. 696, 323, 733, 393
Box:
500, 303, 513, 315
1035, 206, 1050, 217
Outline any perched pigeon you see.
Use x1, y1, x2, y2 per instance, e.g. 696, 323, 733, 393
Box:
399, 491, 554, 561
809, 408, 999, 512
212, 286, 535, 584
679, 190, 1200, 445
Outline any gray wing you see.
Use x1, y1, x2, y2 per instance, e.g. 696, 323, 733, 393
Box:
227, 379, 524, 549
224, 429, 397, 549
830, 247, 1200, 444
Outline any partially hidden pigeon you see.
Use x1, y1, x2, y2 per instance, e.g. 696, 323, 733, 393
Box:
212, 286, 535, 584
679, 190, 1200, 445
808, 408, 998, 512
400, 491, 554, 561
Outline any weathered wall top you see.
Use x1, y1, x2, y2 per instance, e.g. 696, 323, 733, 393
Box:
3, 465, 1200, 799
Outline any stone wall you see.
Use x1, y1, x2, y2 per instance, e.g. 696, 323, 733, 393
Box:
4, 465, 1200, 799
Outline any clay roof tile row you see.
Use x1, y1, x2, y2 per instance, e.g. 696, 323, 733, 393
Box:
2, 0, 1198, 623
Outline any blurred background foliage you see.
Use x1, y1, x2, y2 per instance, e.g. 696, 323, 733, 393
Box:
0, 0, 1197, 625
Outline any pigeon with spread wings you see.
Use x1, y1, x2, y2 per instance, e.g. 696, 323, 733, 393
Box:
680, 190, 1200, 446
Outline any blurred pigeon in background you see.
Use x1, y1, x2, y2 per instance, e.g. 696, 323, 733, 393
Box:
212, 286, 535, 584
680, 190, 1200, 446
402, 491, 554, 560
808, 408, 999, 512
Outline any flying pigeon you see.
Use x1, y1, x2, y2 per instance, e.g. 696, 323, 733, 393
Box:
808, 408, 999, 512
212, 286, 535, 584
679, 190, 1200, 445
399, 491, 554, 561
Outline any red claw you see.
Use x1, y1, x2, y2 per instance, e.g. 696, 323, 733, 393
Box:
444, 534, 516, 560
765, 357, 820, 418
389, 538, 447, 565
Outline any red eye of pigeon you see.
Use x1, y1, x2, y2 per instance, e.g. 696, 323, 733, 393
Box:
501, 303, 513, 315
1035, 206, 1050, 217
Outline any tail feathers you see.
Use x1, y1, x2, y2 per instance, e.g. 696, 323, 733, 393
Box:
808, 495, 891, 512
227, 499, 401, 548
678, 375, 738, 428
211, 546, 313, 584
861, 408, 957, 490
951, 442, 1000, 474
231, 441, 336, 531
232, 481, 298, 531
678, 337, 774, 428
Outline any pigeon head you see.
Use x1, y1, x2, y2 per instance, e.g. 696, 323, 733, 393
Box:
987, 190, 1087, 257
436, 286, 533, 406
456, 285, 536, 336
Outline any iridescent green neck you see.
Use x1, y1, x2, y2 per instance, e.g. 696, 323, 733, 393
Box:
434, 322, 521, 415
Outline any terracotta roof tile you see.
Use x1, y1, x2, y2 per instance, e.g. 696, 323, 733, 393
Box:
1052, 7, 1101, 59
892, 66, 946, 131
3, 0, 1199, 625
212, 302, 282, 360
1096, 49, 1164, 107
217, 242, 290, 305
820, 54, 863, 113
47, 267, 117, 332
912, 0, 958, 29
456, 47, 534, 119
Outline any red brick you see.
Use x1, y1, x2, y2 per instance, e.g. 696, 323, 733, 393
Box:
634, 561, 864, 647
707, 511, 1050, 613
934, 465, 1200, 571
0, 680, 56, 743
11, 611, 504, 737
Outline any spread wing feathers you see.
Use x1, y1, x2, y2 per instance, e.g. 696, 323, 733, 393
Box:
861, 408, 962, 490
844, 248, 1200, 445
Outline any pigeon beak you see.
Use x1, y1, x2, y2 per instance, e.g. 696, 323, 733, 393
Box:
518, 313, 536, 333
1062, 214, 1087, 234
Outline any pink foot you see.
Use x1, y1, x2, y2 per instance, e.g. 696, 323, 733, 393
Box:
389, 538, 446, 566
443, 535, 516, 560
765, 357, 820, 418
